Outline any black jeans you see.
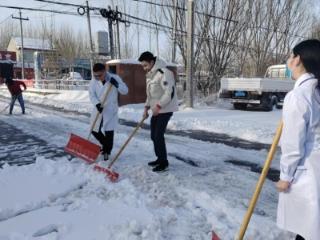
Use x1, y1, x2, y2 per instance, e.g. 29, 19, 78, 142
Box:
150, 112, 172, 165
92, 130, 114, 155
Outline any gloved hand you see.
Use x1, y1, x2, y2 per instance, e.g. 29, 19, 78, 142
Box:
152, 104, 161, 116
110, 77, 119, 88
96, 103, 103, 113
143, 107, 149, 119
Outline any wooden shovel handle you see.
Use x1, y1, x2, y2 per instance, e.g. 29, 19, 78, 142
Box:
237, 121, 283, 240
107, 116, 148, 169
88, 84, 113, 139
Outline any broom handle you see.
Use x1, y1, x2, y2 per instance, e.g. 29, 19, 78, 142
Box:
237, 121, 283, 240
108, 116, 148, 169
87, 84, 113, 139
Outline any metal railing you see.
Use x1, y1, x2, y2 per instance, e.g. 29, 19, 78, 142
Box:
35, 79, 90, 90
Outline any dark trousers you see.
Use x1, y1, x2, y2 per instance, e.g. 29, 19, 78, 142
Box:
92, 130, 114, 155
296, 235, 305, 240
150, 112, 172, 164
10, 94, 25, 114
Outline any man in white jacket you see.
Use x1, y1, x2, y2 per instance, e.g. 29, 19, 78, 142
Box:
89, 63, 128, 161
139, 51, 178, 172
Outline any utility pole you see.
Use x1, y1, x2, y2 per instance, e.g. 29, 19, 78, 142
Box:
124, 2, 128, 58
153, 2, 159, 56
136, 2, 140, 54
186, 0, 194, 108
149, 0, 152, 50
99, 7, 119, 59
108, 9, 115, 59
116, 6, 121, 59
12, 10, 28, 79
171, 0, 178, 63
156, 28, 159, 56
86, 1, 94, 79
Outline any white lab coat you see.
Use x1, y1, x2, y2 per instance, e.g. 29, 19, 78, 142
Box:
277, 73, 320, 239
89, 72, 128, 132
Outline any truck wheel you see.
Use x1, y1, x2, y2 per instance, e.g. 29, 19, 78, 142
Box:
233, 103, 247, 110
261, 94, 273, 111
276, 102, 282, 109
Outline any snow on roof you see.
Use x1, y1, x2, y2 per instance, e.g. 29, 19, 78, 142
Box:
106, 58, 178, 67
106, 59, 141, 65
0, 60, 15, 64
12, 37, 52, 50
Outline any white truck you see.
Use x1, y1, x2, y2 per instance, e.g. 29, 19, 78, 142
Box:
219, 64, 295, 111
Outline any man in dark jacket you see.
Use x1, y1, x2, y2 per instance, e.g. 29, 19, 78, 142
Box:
5, 79, 27, 114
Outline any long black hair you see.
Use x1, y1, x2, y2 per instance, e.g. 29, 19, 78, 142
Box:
293, 39, 320, 85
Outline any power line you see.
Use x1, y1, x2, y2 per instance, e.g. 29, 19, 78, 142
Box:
33, 0, 307, 40
0, 2, 305, 57
118, 16, 275, 55
131, 0, 238, 23
131, 0, 306, 40
120, 12, 276, 53
0, 4, 79, 16
34, 0, 100, 11
122, 12, 173, 31
0, 15, 12, 25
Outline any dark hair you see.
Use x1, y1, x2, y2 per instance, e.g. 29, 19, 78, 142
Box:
5, 78, 13, 86
293, 39, 320, 82
138, 51, 156, 62
93, 63, 106, 72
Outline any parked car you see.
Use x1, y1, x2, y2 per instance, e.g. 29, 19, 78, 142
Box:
67, 72, 84, 81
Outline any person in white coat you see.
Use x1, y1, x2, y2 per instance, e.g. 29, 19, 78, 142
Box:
89, 63, 128, 161
139, 51, 179, 172
276, 39, 320, 240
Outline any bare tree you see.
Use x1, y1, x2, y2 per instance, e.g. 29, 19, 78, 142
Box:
248, 0, 308, 76
199, 0, 246, 94
311, 18, 320, 39
0, 20, 19, 49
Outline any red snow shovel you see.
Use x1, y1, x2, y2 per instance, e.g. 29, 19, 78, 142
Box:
64, 85, 113, 163
94, 115, 148, 182
212, 230, 221, 240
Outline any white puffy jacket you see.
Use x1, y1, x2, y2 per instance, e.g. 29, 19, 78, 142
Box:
145, 58, 178, 113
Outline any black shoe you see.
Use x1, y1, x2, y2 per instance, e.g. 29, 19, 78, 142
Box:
100, 148, 109, 161
148, 159, 160, 166
152, 163, 168, 172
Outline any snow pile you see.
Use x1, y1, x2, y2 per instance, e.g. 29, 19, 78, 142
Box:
0, 88, 293, 239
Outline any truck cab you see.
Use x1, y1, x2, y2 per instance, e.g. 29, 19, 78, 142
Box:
264, 64, 291, 78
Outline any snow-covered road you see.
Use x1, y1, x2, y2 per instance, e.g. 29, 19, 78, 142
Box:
0, 95, 293, 239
